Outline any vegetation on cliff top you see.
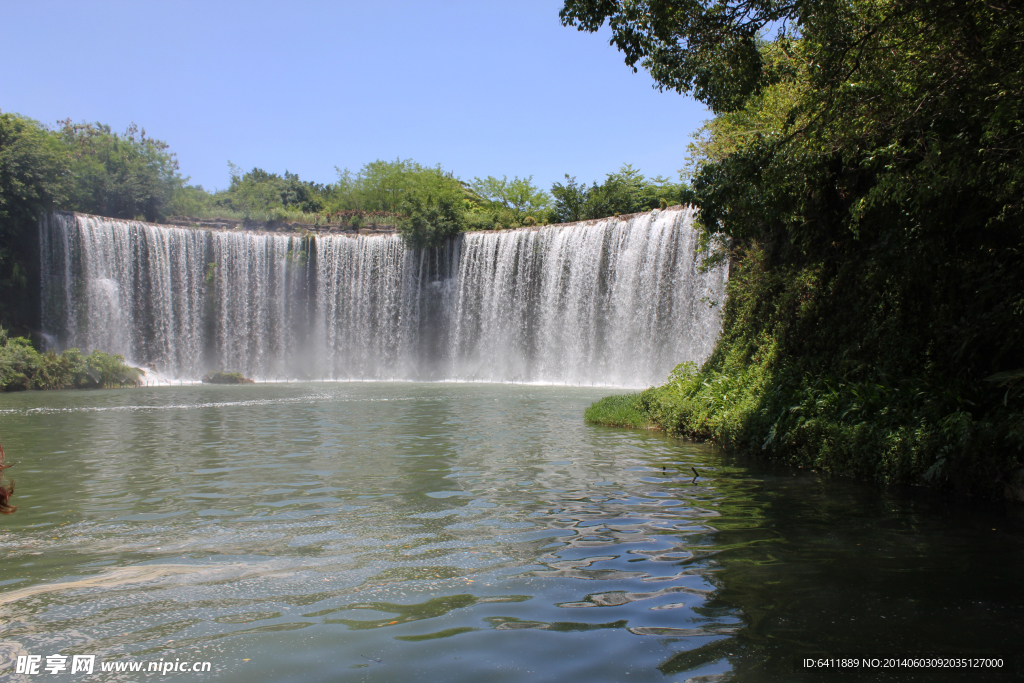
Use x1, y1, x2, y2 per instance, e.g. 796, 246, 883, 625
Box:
569, 0, 1024, 498
166, 160, 693, 239
1, 109, 692, 333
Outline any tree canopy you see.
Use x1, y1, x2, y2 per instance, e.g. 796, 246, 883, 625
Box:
470, 175, 552, 225
551, 164, 690, 222
60, 121, 182, 222
0, 114, 70, 331
561, 0, 789, 113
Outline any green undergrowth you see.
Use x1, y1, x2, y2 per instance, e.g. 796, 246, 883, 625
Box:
588, 246, 1024, 500
584, 393, 652, 429
0, 328, 142, 391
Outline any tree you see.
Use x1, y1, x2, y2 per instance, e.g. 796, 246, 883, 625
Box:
0, 113, 69, 331
398, 192, 466, 250
470, 175, 552, 224
218, 165, 327, 219
560, 0, 791, 113
328, 159, 469, 217
550, 165, 689, 222
281, 171, 326, 213
349, 158, 420, 212
550, 175, 590, 223
60, 121, 182, 222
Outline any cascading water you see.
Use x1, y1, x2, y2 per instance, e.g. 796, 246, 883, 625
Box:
40, 207, 727, 387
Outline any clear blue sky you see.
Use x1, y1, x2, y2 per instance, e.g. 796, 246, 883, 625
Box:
0, 0, 708, 192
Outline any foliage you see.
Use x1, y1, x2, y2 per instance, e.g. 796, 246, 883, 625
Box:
560, 0, 794, 114
570, 0, 1024, 496
584, 393, 651, 429
330, 161, 553, 234
168, 158, 559, 238
60, 121, 182, 222
469, 175, 552, 226
168, 158, 502, 234
0, 114, 69, 228
333, 159, 462, 214
551, 164, 692, 223
1, 115, 185, 331
0, 113, 70, 332
0, 327, 142, 391
603, 248, 1024, 495
163, 182, 219, 219
398, 192, 467, 250
220, 165, 327, 217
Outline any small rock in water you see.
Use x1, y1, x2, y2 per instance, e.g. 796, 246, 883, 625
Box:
202, 371, 255, 385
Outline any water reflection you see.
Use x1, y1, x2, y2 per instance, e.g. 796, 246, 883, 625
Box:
662, 457, 1024, 682
0, 384, 1021, 682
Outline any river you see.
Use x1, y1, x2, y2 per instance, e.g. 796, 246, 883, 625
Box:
0, 384, 1020, 681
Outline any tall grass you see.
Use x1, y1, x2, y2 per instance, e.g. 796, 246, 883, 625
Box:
583, 394, 652, 429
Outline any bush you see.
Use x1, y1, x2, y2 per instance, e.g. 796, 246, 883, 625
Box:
398, 194, 466, 249
0, 327, 141, 391
202, 371, 254, 384
0, 337, 37, 391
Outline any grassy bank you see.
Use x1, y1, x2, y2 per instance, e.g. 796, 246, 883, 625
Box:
586, 245, 1024, 501
584, 394, 652, 430
0, 328, 141, 391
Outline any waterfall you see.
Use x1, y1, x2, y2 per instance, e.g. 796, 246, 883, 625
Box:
39, 208, 727, 387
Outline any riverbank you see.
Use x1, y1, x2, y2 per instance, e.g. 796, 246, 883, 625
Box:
586, 244, 1024, 503
587, 381, 1024, 503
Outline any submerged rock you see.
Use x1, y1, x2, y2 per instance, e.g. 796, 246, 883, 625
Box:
202, 371, 254, 385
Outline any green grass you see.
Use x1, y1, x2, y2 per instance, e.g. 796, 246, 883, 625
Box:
583, 393, 652, 429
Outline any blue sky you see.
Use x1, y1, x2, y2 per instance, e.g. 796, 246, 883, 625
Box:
1, 0, 709, 192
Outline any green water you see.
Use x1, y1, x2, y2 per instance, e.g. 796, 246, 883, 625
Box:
0, 384, 1021, 682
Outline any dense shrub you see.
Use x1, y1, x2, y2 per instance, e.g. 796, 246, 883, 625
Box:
0, 328, 141, 391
